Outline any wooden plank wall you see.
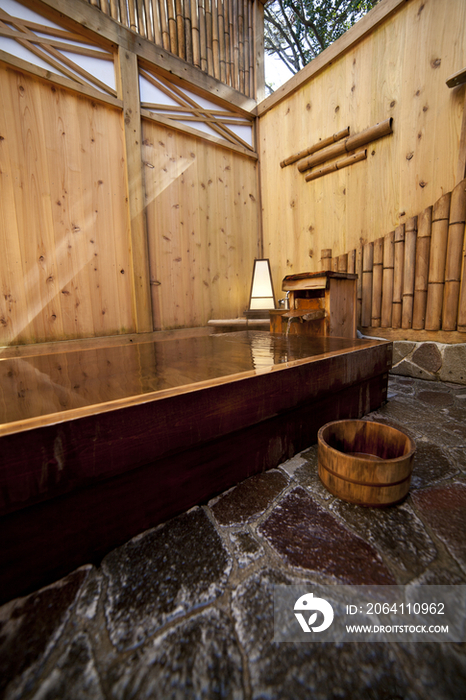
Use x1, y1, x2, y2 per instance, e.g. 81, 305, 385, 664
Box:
258, 0, 466, 306
0, 64, 136, 345
142, 119, 260, 328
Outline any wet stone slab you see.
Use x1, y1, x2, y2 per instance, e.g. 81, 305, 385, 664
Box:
329, 500, 437, 581
231, 568, 416, 700
411, 484, 466, 572
102, 508, 232, 651
409, 439, 459, 490
286, 445, 335, 502
229, 529, 265, 568
108, 608, 244, 700
28, 632, 105, 700
394, 642, 466, 700
258, 487, 395, 584
0, 566, 92, 700
210, 470, 288, 526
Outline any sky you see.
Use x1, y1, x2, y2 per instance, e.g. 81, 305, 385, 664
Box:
265, 53, 294, 93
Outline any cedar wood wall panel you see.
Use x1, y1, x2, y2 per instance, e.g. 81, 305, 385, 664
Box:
0, 64, 136, 344
259, 0, 466, 292
142, 118, 260, 329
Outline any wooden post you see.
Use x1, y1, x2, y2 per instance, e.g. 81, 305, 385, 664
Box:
425, 192, 451, 330
443, 179, 466, 330
116, 47, 153, 333
412, 206, 432, 329
361, 242, 373, 328
402, 216, 417, 329
348, 249, 356, 275
321, 249, 332, 271
392, 224, 405, 329
371, 237, 383, 328
381, 231, 394, 327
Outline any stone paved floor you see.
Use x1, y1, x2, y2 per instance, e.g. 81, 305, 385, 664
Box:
1, 374, 466, 700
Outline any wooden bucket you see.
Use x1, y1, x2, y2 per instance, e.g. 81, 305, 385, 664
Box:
317, 420, 416, 507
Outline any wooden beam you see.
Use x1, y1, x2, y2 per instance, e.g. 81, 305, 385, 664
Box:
116, 47, 153, 332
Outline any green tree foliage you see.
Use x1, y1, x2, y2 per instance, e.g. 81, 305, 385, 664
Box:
264, 0, 379, 75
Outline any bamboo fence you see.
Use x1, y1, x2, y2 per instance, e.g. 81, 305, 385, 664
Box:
84, 0, 256, 96
320, 179, 466, 334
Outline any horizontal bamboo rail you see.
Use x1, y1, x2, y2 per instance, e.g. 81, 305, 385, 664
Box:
280, 127, 350, 168
84, 0, 257, 97
320, 179, 466, 336
304, 150, 367, 183
298, 118, 393, 174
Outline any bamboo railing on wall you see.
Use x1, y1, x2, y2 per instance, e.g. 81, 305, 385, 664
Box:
85, 0, 257, 96
320, 179, 466, 335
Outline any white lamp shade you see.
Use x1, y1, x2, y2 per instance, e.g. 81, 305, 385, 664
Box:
249, 259, 275, 310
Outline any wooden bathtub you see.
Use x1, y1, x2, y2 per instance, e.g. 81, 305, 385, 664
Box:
0, 329, 391, 602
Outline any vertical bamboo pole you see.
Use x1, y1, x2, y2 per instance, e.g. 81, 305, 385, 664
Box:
371, 237, 383, 328
166, 0, 178, 55
108, 0, 119, 20
224, 0, 232, 86
218, 0, 226, 83
184, 0, 193, 63
238, 0, 245, 93
159, 0, 171, 50
116, 47, 153, 332
402, 216, 417, 329
381, 231, 394, 327
412, 206, 432, 329
249, 0, 255, 97
381, 231, 395, 328
425, 192, 451, 330
348, 249, 356, 274
243, 0, 250, 97
127, 0, 138, 31
118, 0, 129, 26
99, 0, 110, 16
253, 0, 264, 101
151, 0, 163, 45
321, 249, 332, 271
175, 0, 186, 59
205, 0, 214, 76
392, 224, 405, 329
337, 254, 348, 273
143, 0, 154, 41
136, 0, 146, 36
356, 245, 363, 327
361, 242, 373, 328
191, 0, 200, 66
443, 179, 466, 330
211, 0, 220, 79
458, 247, 466, 332
198, 0, 208, 72
231, 0, 239, 90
